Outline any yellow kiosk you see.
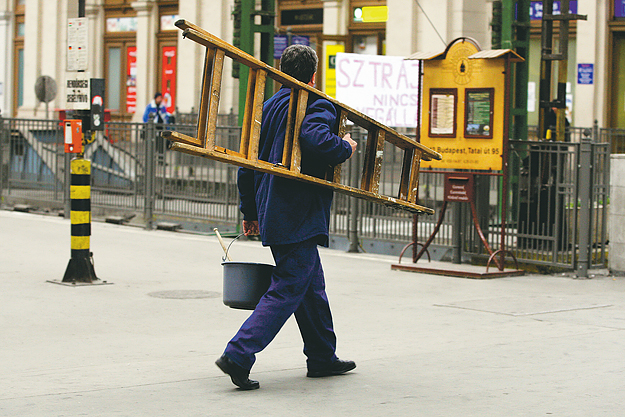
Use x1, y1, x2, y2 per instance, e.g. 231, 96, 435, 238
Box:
393, 38, 524, 277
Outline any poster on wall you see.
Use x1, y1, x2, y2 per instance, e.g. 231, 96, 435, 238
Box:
529, 1, 578, 20
161, 46, 177, 114
616, 0, 625, 18
429, 90, 456, 136
465, 89, 493, 138
126, 46, 137, 113
325, 44, 344, 98
335, 53, 421, 128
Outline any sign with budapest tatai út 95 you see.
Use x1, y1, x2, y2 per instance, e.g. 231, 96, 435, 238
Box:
407, 38, 523, 171
335, 53, 420, 128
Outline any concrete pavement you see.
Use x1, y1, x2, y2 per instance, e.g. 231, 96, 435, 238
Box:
1, 209, 624, 416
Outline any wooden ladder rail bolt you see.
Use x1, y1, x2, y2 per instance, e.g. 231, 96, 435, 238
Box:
162, 19, 442, 214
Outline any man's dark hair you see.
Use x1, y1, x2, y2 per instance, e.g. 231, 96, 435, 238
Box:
280, 44, 318, 84
154, 92, 163, 99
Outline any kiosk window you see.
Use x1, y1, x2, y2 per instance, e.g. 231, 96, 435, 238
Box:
429, 89, 457, 138
465, 88, 494, 139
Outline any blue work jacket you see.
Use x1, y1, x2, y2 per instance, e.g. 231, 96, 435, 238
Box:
238, 87, 353, 247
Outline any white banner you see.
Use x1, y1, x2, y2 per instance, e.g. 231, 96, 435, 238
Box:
335, 53, 420, 128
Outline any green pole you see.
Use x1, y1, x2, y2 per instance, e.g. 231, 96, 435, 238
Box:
236, 0, 274, 125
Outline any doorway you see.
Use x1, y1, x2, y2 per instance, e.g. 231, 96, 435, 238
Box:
104, 40, 136, 122
609, 32, 625, 129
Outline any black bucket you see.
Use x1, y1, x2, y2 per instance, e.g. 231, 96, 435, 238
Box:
220, 235, 273, 310
222, 261, 273, 310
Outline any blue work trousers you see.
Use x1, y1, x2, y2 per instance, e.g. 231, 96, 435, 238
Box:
224, 238, 338, 371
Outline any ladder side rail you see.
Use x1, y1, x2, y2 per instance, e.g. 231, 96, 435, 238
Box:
171, 140, 435, 215
180, 27, 441, 162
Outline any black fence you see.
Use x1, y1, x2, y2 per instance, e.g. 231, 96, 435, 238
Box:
0, 116, 614, 271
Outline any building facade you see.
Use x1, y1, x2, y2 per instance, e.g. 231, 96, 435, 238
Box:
0, 0, 621, 130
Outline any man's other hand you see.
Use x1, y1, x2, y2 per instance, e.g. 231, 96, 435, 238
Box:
243, 220, 260, 236
343, 133, 357, 159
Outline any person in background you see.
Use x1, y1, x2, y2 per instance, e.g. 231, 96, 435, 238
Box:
142, 92, 170, 124
143, 92, 172, 155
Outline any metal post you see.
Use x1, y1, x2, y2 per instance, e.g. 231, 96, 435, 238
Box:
144, 123, 156, 230
491, 1, 502, 49
78, 0, 85, 18
64, 154, 71, 218
348, 129, 361, 253
538, 0, 554, 139
577, 139, 592, 278
237, 0, 275, 124
61, 157, 98, 283
452, 202, 463, 264
555, 0, 570, 142
0, 113, 3, 202
0, 113, 5, 203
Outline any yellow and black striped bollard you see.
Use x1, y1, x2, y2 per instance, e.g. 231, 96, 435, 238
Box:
62, 157, 98, 283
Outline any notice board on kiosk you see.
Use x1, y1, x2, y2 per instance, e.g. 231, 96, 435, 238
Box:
407, 38, 523, 171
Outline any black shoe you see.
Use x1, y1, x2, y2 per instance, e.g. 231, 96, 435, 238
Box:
215, 355, 260, 390
307, 359, 356, 378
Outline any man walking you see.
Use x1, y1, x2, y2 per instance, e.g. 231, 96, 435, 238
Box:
216, 44, 358, 390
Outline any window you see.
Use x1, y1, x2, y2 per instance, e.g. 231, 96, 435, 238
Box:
17, 49, 24, 108
13, 1, 25, 115
107, 47, 122, 110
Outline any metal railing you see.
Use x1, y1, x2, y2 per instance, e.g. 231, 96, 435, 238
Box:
0, 118, 67, 207
0, 116, 615, 270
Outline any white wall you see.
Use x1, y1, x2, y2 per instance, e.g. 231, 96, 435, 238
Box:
609, 155, 625, 273
415, 0, 449, 52
0, 9, 10, 116
132, 0, 158, 122
386, 0, 418, 57
176, 0, 237, 115
574, 0, 608, 127
17, 0, 41, 117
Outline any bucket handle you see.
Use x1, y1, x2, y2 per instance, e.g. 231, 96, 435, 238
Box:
221, 232, 245, 263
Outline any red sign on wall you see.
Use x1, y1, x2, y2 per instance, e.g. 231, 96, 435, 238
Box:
161, 46, 177, 114
126, 46, 137, 113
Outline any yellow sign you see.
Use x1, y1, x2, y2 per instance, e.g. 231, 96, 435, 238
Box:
361, 6, 388, 23
325, 44, 344, 98
419, 39, 508, 171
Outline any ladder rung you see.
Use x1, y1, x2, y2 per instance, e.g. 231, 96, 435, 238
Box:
206, 49, 225, 151
361, 128, 385, 193
398, 149, 414, 201
247, 70, 267, 161
197, 48, 216, 147
239, 69, 257, 157
290, 89, 308, 173
325, 110, 348, 183
408, 150, 422, 203
281, 89, 298, 168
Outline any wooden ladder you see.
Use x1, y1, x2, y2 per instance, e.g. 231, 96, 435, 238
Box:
162, 20, 442, 214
